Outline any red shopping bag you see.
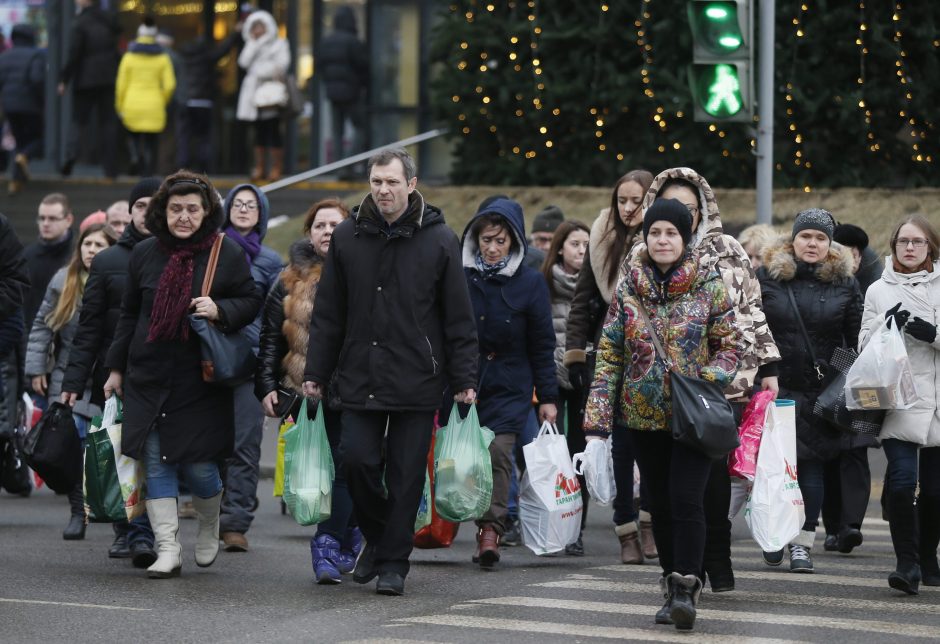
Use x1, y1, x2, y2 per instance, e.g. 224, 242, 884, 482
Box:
414, 414, 460, 549
728, 390, 775, 481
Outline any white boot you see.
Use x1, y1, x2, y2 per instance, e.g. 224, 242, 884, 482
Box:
145, 498, 182, 579
192, 491, 222, 567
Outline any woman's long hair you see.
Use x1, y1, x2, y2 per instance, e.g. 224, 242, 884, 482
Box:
541, 219, 590, 298
46, 223, 118, 332
604, 169, 654, 288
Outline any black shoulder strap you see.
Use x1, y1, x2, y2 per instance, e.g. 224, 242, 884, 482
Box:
785, 283, 824, 380
625, 282, 672, 370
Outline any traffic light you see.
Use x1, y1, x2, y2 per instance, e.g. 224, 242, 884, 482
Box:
688, 1, 752, 122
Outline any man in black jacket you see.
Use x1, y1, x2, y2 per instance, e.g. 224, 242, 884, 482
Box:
303, 148, 478, 596
57, 0, 121, 179
23, 194, 74, 336
0, 213, 29, 485
319, 6, 368, 169
0, 24, 45, 195
62, 177, 161, 566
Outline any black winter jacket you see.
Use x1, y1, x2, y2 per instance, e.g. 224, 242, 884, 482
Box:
178, 31, 242, 103
22, 230, 74, 335
757, 241, 863, 461
62, 223, 147, 406
0, 25, 45, 115
318, 6, 368, 104
0, 214, 29, 360
105, 235, 261, 462
60, 7, 121, 90
304, 191, 478, 411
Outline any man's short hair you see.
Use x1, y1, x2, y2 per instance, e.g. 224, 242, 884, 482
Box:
367, 148, 417, 182
40, 193, 72, 215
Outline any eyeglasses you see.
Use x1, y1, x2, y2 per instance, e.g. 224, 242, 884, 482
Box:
233, 200, 258, 211
37, 215, 67, 224
895, 238, 928, 249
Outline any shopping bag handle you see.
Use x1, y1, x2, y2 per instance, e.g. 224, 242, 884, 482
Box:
537, 421, 560, 437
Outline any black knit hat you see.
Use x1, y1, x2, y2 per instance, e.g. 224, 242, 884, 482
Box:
531, 205, 564, 234
792, 208, 835, 241
833, 223, 869, 250
643, 198, 693, 245
129, 177, 162, 209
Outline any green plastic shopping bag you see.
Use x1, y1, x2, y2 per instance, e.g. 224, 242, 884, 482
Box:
283, 399, 334, 526
83, 397, 145, 522
414, 471, 432, 532
433, 403, 495, 522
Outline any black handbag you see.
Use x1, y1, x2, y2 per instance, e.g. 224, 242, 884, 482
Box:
631, 292, 739, 460
23, 402, 81, 493
786, 286, 884, 436
1, 427, 32, 496
190, 234, 258, 387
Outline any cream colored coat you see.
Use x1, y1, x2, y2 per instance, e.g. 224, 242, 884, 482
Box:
860, 258, 940, 446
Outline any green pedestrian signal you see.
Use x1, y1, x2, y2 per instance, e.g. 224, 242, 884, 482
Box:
688, 1, 753, 123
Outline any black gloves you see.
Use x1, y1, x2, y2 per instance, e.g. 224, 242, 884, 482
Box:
885, 302, 911, 330
906, 317, 937, 344
568, 362, 589, 391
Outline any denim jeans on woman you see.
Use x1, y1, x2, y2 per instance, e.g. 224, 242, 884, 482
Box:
143, 430, 222, 499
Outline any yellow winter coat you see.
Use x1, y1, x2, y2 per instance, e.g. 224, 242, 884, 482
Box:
115, 38, 176, 133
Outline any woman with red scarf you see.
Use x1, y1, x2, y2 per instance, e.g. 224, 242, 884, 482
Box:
104, 171, 262, 579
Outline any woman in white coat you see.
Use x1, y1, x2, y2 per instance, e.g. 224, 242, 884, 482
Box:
859, 213, 940, 595
237, 10, 290, 182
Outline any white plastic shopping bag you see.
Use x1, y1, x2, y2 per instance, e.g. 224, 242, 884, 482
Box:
744, 400, 804, 552
519, 422, 583, 555
845, 321, 917, 410
571, 438, 616, 506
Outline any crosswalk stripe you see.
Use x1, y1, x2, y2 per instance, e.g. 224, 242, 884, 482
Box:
594, 560, 907, 574
0, 597, 150, 611
584, 565, 938, 590
393, 614, 811, 643
466, 596, 939, 639
533, 580, 940, 614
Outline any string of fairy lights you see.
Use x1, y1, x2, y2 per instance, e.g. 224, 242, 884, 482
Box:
449, 1, 934, 171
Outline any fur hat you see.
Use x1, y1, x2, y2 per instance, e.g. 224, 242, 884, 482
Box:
643, 198, 693, 245
792, 208, 835, 241
833, 223, 869, 250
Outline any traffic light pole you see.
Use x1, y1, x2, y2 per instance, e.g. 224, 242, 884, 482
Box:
755, 0, 775, 225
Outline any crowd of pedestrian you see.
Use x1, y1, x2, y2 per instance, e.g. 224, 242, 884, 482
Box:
0, 147, 937, 633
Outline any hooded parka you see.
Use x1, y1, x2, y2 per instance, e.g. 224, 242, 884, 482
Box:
105, 210, 261, 464
318, 6, 368, 104
236, 11, 290, 122
631, 168, 781, 399
460, 199, 558, 435
860, 259, 940, 447
304, 191, 478, 411
757, 240, 864, 461
115, 36, 176, 133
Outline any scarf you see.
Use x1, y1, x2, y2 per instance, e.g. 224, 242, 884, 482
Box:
475, 251, 511, 279
147, 233, 218, 342
892, 256, 934, 275
224, 225, 261, 265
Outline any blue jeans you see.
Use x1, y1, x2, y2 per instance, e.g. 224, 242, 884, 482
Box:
143, 431, 222, 500
798, 459, 825, 533
883, 439, 940, 495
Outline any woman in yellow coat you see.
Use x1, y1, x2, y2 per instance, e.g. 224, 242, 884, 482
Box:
116, 18, 176, 177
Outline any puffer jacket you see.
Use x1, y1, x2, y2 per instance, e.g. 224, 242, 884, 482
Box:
115, 37, 176, 133
222, 183, 284, 348
461, 198, 558, 435
584, 250, 741, 435
318, 6, 368, 104
549, 264, 579, 390
632, 167, 781, 399
757, 240, 864, 461
860, 259, 940, 447
0, 24, 45, 115
236, 11, 290, 122
256, 239, 322, 399
59, 6, 121, 90
24, 268, 99, 419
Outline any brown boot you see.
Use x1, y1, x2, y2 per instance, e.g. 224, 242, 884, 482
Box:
268, 147, 284, 181
251, 146, 266, 181
615, 523, 643, 564
477, 524, 500, 569
639, 510, 659, 559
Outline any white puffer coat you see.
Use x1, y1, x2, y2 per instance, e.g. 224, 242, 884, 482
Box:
236, 11, 290, 122
860, 258, 940, 447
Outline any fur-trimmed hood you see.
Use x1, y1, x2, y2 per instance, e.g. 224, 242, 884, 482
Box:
762, 239, 855, 283
587, 208, 636, 304
641, 167, 723, 249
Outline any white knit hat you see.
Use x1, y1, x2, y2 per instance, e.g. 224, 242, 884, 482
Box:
137, 23, 158, 39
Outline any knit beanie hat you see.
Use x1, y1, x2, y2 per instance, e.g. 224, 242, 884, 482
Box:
531, 205, 564, 234
792, 208, 835, 241
137, 18, 158, 39
643, 198, 693, 245
833, 223, 869, 250
129, 177, 162, 209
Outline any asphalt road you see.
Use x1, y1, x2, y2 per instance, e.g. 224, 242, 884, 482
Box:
3, 449, 938, 643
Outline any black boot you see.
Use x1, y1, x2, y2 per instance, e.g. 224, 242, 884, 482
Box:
918, 494, 940, 586
887, 488, 921, 595
63, 486, 86, 540
667, 572, 703, 631
654, 576, 673, 625
109, 521, 131, 558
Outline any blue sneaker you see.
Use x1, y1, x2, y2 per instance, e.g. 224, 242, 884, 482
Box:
311, 534, 342, 584
337, 526, 363, 574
